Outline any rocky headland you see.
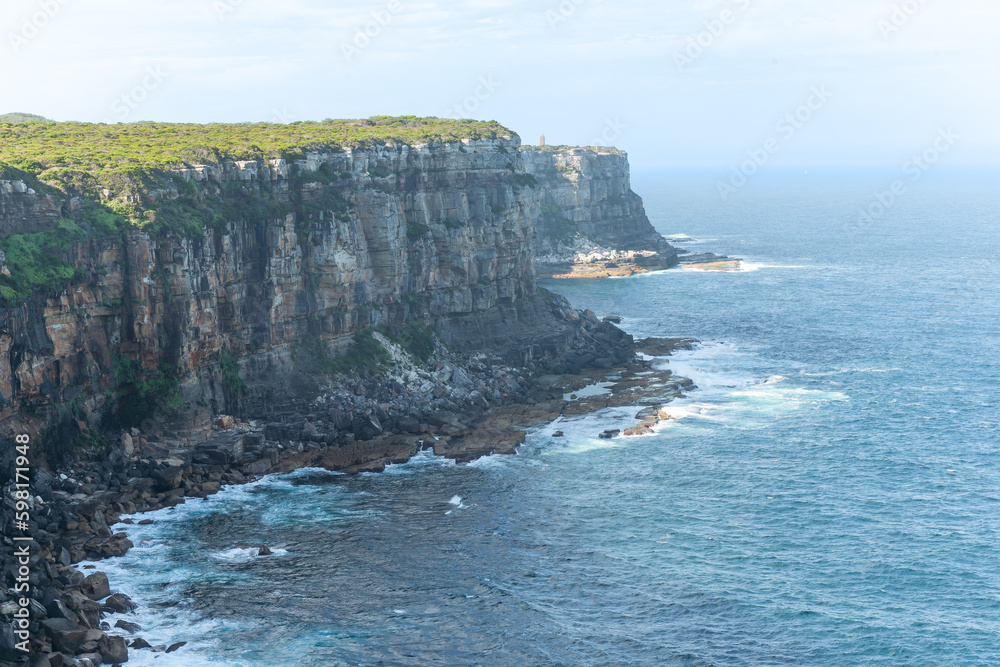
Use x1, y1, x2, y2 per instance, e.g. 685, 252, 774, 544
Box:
520, 146, 680, 278
0, 118, 705, 666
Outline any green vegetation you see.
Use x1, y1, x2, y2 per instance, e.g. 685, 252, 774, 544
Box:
220, 349, 247, 413
538, 201, 577, 241
301, 330, 390, 376
0, 218, 90, 302
378, 323, 436, 362
0, 117, 515, 194
0, 112, 50, 123
510, 173, 538, 188
112, 354, 182, 427
407, 221, 429, 239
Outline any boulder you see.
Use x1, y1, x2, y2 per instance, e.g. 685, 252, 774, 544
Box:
258, 546, 273, 556
98, 633, 129, 664
44, 597, 74, 620
41, 618, 88, 654
86, 534, 134, 559
598, 429, 620, 439
62, 591, 101, 628
130, 637, 152, 649
57, 546, 72, 567
166, 641, 187, 653
120, 432, 135, 457
215, 415, 235, 429
396, 416, 421, 433
103, 593, 136, 614
81, 572, 111, 600
152, 465, 185, 492
114, 619, 142, 634
0, 622, 18, 659
28, 652, 52, 667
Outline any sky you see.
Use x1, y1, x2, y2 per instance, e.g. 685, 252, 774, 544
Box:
1, 0, 998, 170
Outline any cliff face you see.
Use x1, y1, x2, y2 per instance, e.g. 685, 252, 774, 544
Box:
522, 147, 678, 278
0, 138, 586, 437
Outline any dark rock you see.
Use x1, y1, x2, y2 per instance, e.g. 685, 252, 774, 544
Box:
551, 431, 564, 437
114, 619, 142, 634
86, 534, 134, 559
44, 597, 74, 620
396, 416, 421, 433
258, 546, 273, 556
152, 466, 185, 492
0, 622, 17, 659
634, 337, 699, 357
98, 634, 129, 664
598, 429, 620, 439
62, 591, 101, 628
41, 618, 88, 654
165, 641, 187, 653
77, 652, 103, 667
81, 572, 111, 600
28, 653, 52, 667
103, 593, 137, 614
130, 637, 152, 649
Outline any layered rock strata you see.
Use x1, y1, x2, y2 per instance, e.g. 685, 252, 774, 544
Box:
521, 146, 679, 278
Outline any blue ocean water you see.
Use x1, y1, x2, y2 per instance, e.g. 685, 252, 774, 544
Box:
94, 172, 1000, 666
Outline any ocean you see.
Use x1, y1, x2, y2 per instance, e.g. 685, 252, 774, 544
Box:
88, 169, 1000, 666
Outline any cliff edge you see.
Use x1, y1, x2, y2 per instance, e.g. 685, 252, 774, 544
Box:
522, 146, 679, 278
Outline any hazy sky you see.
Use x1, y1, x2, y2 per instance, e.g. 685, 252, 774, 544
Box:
2, 0, 998, 169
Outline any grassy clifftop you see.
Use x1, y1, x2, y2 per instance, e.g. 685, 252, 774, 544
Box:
0, 112, 51, 123
0, 116, 516, 193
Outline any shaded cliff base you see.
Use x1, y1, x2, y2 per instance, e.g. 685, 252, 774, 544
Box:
0, 315, 700, 666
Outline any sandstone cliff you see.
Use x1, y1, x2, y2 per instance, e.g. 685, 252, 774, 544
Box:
522, 146, 679, 278
0, 130, 636, 458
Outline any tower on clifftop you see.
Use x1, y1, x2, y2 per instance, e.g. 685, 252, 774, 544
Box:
540, 135, 545, 146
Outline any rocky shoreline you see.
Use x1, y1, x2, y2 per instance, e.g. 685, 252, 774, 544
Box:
1, 303, 701, 666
